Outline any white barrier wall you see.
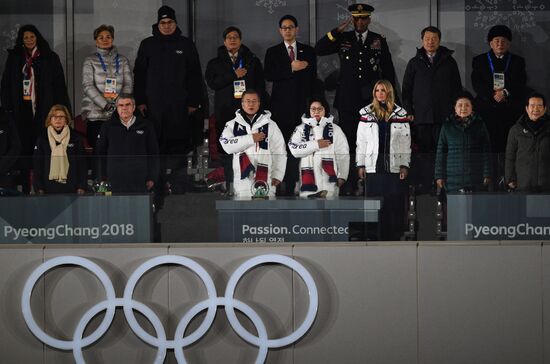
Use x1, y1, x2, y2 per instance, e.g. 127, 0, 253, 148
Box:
1, 241, 548, 363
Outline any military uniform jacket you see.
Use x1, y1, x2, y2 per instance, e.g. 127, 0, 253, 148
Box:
315, 29, 396, 112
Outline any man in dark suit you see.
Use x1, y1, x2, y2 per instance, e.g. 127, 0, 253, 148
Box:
205, 26, 266, 193
471, 24, 527, 183
315, 3, 396, 193
264, 14, 318, 195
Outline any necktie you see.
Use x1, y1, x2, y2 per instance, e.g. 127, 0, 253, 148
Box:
230, 54, 237, 64
288, 45, 295, 61
357, 33, 363, 45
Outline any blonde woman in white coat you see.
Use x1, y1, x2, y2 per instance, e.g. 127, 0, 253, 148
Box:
289, 97, 349, 198
356, 80, 411, 240
220, 90, 287, 198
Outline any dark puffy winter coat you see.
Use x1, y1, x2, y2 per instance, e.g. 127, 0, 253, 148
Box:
505, 114, 550, 192
0, 108, 21, 176
95, 114, 160, 193
402, 46, 462, 125
205, 44, 265, 136
32, 129, 87, 194
133, 25, 204, 144
435, 113, 492, 192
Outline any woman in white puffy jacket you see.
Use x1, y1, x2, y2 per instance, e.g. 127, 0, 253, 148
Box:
289, 97, 349, 198
356, 80, 411, 240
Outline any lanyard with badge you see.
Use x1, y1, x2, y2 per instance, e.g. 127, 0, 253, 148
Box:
487, 52, 510, 90
97, 53, 120, 99
232, 57, 246, 99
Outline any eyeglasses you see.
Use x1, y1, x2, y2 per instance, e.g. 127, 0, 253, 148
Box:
309, 107, 324, 112
243, 100, 259, 104
51, 115, 67, 120
280, 26, 296, 31
159, 20, 175, 26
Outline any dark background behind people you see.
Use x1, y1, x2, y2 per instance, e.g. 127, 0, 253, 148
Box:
0, 107, 21, 191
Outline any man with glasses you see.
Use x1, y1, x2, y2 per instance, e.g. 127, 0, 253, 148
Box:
264, 14, 318, 195
134, 5, 205, 195
219, 90, 286, 198
206, 26, 266, 193
315, 3, 396, 194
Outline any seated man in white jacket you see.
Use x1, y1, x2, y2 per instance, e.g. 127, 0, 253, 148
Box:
289, 97, 349, 198
220, 90, 287, 198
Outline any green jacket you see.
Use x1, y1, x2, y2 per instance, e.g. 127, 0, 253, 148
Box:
435, 113, 492, 192
505, 114, 550, 192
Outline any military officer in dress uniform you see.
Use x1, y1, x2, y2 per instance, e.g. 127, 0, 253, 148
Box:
315, 3, 396, 193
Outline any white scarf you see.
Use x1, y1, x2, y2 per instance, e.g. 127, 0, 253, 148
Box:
47, 125, 70, 183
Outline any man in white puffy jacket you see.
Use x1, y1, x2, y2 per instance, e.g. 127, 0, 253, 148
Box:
220, 90, 287, 198
289, 97, 349, 197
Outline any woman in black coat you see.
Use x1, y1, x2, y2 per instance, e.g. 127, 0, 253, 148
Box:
1, 24, 71, 193
33, 105, 87, 194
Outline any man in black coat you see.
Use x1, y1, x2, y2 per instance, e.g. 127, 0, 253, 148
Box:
134, 6, 204, 193
95, 94, 159, 194
472, 25, 526, 159
402, 26, 462, 193
205, 26, 265, 192
315, 3, 396, 193
265, 14, 318, 195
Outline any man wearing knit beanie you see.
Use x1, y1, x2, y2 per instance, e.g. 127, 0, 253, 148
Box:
134, 5, 206, 196
471, 24, 527, 188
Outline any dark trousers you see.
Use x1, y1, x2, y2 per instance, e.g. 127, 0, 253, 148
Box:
365, 172, 406, 241
411, 123, 441, 194
87, 119, 105, 180
17, 101, 38, 194
338, 109, 360, 194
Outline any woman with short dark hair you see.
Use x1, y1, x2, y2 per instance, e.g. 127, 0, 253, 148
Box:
435, 91, 492, 192
81, 24, 133, 149
288, 97, 349, 198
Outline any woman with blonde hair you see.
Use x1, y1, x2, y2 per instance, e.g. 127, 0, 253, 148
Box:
33, 105, 87, 194
356, 80, 411, 240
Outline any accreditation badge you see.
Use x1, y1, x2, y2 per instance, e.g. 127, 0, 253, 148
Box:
103, 78, 118, 99
23, 80, 32, 100
493, 73, 505, 90
233, 80, 246, 99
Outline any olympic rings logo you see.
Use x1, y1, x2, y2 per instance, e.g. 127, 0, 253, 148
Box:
21, 254, 318, 364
